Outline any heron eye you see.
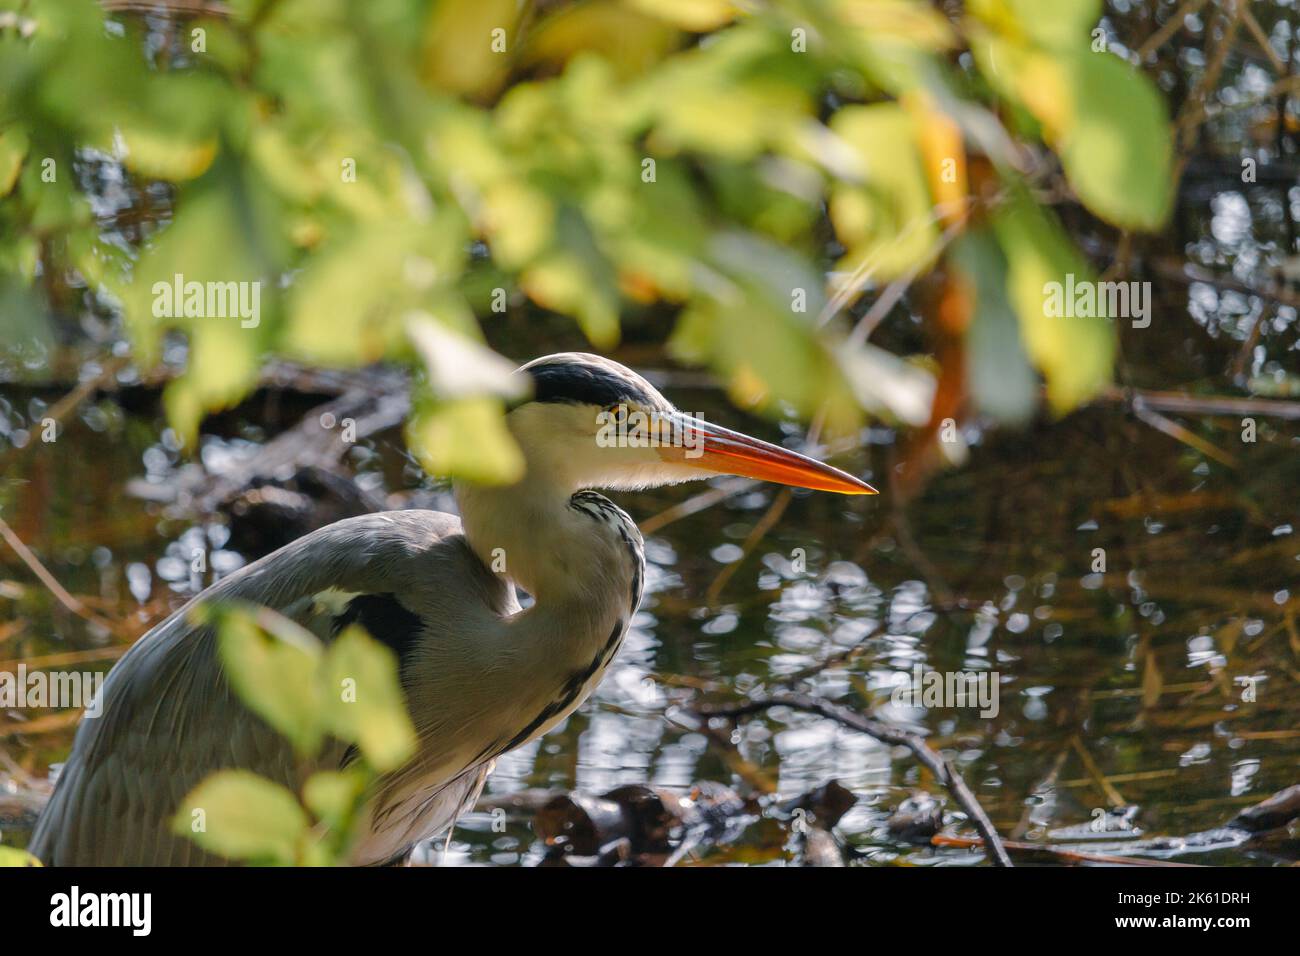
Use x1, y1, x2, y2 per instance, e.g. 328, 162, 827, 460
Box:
607, 403, 630, 424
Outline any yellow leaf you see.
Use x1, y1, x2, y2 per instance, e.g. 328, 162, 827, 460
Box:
422, 0, 519, 97
836, 0, 958, 48
523, 2, 678, 78
903, 94, 967, 226
407, 396, 525, 485
481, 179, 554, 269
0, 127, 29, 197
117, 125, 217, 181
323, 626, 417, 773
623, 0, 736, 31
828, 104, 941, 281
992, 190, 1115, 415
172, 771, 309, 865
522, 251, 621, 348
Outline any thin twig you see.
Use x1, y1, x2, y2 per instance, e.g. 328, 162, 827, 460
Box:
931, 834, 1201, 867
1174, 0, 1243, 172
846, 215, 971, 348
703, 488, 793, 605
696, 692, 1014, 866
1240, 3, 1287, 76
1137, 0, 1209, 60
1070, 735, 1127, 809
773, 622, 884, 685
0, 515, 117, 633
0, 645, 127, 673
1128, 399, 1239, 468
1099, 385, 1300, 420
639, 477, 755, 536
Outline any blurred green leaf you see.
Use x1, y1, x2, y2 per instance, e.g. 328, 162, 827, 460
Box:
951, 230, 1037, 425
968, 0, 1101, 50
172, 770, 309, 865
671, 232, 860, 429
303, 769, 369, 833
126, 161, 285, 443
1054, 51, 1173, 231
524, 1, 678, 78
283, 222, 458, 366
523, 249, 620, 348
0, 126, 28, 196
215, 607, 324, 756
829, 104, 941, 281
0, 281, 51, 358
973, 30, 1171, 231
322, 625, 417, 773
992, 190, 1115, 415
422, 0, 519, 96
408, 395, 526, 486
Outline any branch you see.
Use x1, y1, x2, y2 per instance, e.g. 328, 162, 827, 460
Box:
1099, 385, 1300, 421
695, 692, 1014, 867
0, 516, 119, 635
1137, 0, 1209, 61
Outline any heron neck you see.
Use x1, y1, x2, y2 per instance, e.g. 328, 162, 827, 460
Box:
454, 477, 594, 603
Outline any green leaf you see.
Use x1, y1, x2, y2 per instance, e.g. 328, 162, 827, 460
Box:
522, 249, 621, 348
322, 625, 418, 773
950, 230, 1038, 425
172, 770, 309, 865
116, 124, 217, 182
968, 0, 1101, 50
421, 0, 520, 96
828, 104, 941, 281
161, 319, 263, 449
480, 178, 555, 269
991, 189, 1115, 415
407, 394, 526, 485
670, 232, 860, 429
0, 282, 52, 358
0, 126, 28, 197
284, 221, 465, 366
625, 0, 737, 31
973, 37, 1172, 231
522, 2, 678, 78
303, 769, 369, 833
126, 162, 285, 442
1054, 52, 1173, 231
215, 607, 324, 756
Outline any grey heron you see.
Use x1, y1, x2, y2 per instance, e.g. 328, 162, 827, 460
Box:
29, 352, 875, 865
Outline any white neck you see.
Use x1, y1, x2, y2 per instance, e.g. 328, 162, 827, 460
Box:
454, 473, 641, 676
454, 475, 583, 601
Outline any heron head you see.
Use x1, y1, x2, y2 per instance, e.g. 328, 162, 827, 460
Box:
508, 353, 876, 495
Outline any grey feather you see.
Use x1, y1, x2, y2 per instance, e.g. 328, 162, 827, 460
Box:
29, 511, 518, 865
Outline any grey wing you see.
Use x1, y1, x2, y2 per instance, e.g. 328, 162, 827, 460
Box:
28, 510, 508, 866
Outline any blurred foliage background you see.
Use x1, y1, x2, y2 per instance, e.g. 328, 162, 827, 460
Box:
1, 0, 1172, 481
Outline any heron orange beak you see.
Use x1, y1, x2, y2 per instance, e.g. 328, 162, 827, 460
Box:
659, 413, 877, 495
